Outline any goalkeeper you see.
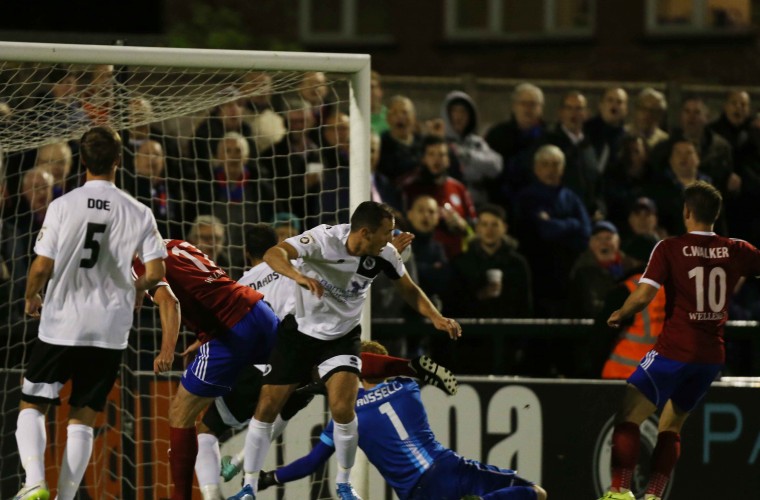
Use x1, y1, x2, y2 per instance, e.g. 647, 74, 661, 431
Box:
255, 340, 546, 500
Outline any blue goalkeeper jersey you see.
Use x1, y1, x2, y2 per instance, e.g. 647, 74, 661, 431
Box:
321, 378, 447, 498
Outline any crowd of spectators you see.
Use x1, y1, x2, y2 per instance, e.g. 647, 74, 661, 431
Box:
2, 67, 760, 376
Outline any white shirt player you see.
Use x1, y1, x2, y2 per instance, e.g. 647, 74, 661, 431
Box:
238, 260, 298, 320
34, 180, 167, 349
285, 224, 406, 340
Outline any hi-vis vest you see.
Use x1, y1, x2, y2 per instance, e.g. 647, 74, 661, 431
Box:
602, 274, 666, 379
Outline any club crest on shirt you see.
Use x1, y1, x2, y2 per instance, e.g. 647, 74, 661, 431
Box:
300, 236, 311, 244
362, 257, 376, 270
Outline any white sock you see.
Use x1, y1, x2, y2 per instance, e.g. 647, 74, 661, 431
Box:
271, 415, 289, 440
243, 418, 273, 491
195, 433, 221, 487
333, 417, 358, 484
200, 484, 223, 500
231, 447, 245, 467
56, 424, 94, 500
15, 408, 47, 485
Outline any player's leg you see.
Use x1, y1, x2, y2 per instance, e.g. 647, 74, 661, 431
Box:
360, 352, 458, 395
643, 362, 720, 500
197, 364, 266, 488
15, 341, 75, 500
233, 314, 316, 495
172, 332, 251, 500
325, 371, 361, 485
319, 328, 362, 499
14, 402, 50, 500
439, 453, 545, 500
195, 419, 224, 500
56, 346, 122, 500
601, 352, 687, 499
232, 383, 297, 495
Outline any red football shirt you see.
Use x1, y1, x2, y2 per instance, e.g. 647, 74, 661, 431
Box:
640, 232, 760, 364
133, 239, 263, 342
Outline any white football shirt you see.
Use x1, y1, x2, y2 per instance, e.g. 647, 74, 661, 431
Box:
238, 261, 297, 319
285, 224, 405, 340
34, 180, 167, 349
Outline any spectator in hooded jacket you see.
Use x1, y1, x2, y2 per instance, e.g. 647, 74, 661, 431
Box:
438, 90, 502, 208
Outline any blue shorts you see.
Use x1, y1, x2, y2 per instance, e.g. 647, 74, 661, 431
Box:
409, 450, 534, 500
181, 301, 279, 398
627, 350, 722, 412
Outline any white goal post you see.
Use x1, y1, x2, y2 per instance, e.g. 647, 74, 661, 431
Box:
0, 41, 375, 499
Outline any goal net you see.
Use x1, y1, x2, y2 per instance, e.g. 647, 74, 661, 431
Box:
0, 41, 370, 499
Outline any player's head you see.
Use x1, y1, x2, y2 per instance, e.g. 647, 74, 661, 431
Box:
360, 340, 389, 384
245, 223, 278, 264
683, 180, 722, 226
80, 126, 122, 177
350, 201, 395, 256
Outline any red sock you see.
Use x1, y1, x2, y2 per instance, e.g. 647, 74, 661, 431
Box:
610, 421, 640, 491
646, 431, 680, 497
360, 352, 414, 379
169, 426, 197, 500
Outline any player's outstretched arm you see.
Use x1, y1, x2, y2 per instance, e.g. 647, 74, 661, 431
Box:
258, 440, 335, 491
392, 273, 462, 340
24, 255, 54, 318
608, 282, 659, 328
153, 285, 180, 374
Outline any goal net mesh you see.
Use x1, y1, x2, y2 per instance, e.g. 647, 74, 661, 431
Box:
0, 57, 357, 499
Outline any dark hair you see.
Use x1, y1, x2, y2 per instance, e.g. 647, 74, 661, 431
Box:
684, 180, 722, 224
350, 201, 394, 232
80, 126, 122, 175
421, 134, 446, 153
245, 224, 279, 260
478, 203, 506, 223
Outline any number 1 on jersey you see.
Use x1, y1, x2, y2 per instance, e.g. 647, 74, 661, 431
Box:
379, 402, 409, 440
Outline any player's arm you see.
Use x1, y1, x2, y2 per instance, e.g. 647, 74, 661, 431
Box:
264, 242, 323, 297
607, 282, 659, 328
258, 440, 335, 491
392, 272, 462, 340
134, 258, 165, 293
24, 255, 54, 318
152, 285, 180, 374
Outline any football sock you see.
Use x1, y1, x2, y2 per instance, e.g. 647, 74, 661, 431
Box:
199, 484, 223, 500
170, 426, 198, 500
646, 431, 680, 497
244, 418, 274, 491
15, 408, 47, 485
610, 421, 640, 491
195, 433, 221, 487
272, 414, 288, 440
333, 416, 359, 483
360, 352, 414, 379
57, 424, 94, 500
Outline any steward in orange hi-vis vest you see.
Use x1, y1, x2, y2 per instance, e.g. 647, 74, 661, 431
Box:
601, 273, 666, 379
